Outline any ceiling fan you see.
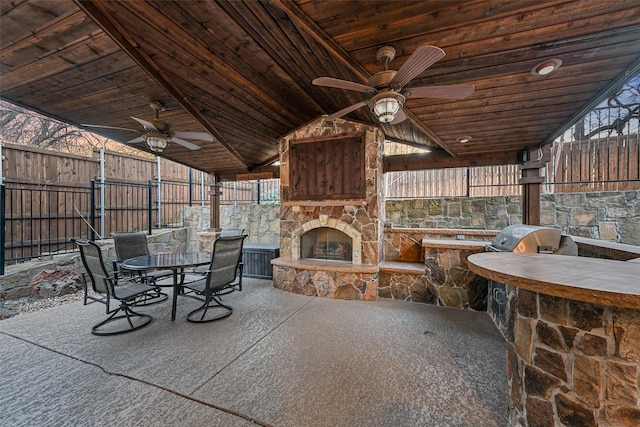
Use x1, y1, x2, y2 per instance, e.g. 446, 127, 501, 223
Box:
313, 45, 475, 125
81, 101, 213, 152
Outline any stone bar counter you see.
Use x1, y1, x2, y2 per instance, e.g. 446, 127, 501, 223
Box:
468, 252, 640, 427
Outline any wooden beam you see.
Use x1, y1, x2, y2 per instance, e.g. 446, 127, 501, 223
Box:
383, 149, 522, 172
75, 0, 250, 170
273, 0, 370, 83
236, 172, 274, 181
384, 136, 435, 151
399, 109, 453, 156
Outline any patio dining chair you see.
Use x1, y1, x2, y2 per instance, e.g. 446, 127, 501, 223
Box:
75, 240, 157, 336
183, 235, 246, 323
190, 228, 245, 292
111, 231, 170, 305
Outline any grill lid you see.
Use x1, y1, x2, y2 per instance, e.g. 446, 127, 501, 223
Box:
488, 224, 561, 253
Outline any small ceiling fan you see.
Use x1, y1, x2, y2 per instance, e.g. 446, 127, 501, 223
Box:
313, 45, 475, 124
81, 101, 213, 152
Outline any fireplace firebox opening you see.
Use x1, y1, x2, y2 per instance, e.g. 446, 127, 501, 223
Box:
301, 227, 353, 262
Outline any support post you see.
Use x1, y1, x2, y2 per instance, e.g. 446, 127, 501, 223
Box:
99, 149, 105, 239
0, 184, 5, 276
519, 147, 550, 225
209, 174, 222, 232
147, 180, 153, 235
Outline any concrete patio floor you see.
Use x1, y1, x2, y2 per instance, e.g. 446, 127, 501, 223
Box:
0, 278, 508, 427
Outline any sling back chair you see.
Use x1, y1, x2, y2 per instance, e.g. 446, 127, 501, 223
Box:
220, 228, 245, 237
190, 228, 245, 292
183, 235, 246, 323
76, 239, 157, 336
111, 231, 170, 305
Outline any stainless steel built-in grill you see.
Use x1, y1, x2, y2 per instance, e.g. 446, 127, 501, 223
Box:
487, 224, 578, 255
486, 224, 577, 325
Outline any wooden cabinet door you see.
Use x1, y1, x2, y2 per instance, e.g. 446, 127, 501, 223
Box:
290, 133, 365, 200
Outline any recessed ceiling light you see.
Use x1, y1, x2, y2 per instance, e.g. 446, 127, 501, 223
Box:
457, 136, 472, 144
531, 59, 562, 76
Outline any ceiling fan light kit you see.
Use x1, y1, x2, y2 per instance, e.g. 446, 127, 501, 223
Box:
146, 134, 168, 152
370, 91, 405, 123
313, 44, 474, 125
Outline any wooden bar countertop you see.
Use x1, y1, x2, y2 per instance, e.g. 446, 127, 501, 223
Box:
468, 252, 640, 310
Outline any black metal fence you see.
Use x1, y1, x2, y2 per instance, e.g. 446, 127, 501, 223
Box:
220, 179, 280, 205
0, 178, 281, 272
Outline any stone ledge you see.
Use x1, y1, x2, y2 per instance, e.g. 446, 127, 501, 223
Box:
271, 258, 378, 274
422, 238, 490, 250
573, 236, 640, 261
387, 227, 498, 237
379, 260, 425, 274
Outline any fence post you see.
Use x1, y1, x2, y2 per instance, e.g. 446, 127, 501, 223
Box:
90, 180, 96, 241
0, 184, 5, 275
257, 180, 261, 205
188, 168, 193, 206
201, 171, 206, 206
466, 168, 471, 197
147, 180, 153, 235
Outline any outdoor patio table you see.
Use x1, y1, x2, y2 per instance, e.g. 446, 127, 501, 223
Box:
120, 252, 211, 321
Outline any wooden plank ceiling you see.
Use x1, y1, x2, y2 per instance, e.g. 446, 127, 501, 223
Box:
1, 0, 639, 180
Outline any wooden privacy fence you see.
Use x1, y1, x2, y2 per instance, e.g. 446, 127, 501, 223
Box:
385, 135, 640, 198
547, 134, 639, 193
0, 144, 212, 267
0, 143, 278, 268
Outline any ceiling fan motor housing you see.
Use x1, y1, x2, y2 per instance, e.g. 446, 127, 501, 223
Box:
152, 120, 171, 133
368, 70, 398, 90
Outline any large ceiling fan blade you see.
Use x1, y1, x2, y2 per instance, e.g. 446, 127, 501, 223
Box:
173, 131, 214, 142
131, 116, 159, 132
390, 110, 407, 125
313, 77, 374, 93
391, 45, 446, 88
326, 101, 368, 121
404, 84, 475, 99
170, 137, 201, 150
81, 124, 139, 132
126, 136, 145, 144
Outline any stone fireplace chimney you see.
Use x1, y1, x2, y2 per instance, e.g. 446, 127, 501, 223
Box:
272, 118, 385, 300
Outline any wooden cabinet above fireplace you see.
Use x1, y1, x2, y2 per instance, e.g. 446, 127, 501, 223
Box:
289, 132, 365, 201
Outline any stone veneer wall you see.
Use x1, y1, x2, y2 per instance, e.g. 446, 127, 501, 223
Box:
386, 190, 640, 245
182, 204, 281, 245
379, 228, 497, 308
220, 204, 280, 244
506, 288, 640, 426
0, 228, 187, 301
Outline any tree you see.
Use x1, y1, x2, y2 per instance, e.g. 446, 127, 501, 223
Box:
0, 100, 149, 157
571, 73, 640, 141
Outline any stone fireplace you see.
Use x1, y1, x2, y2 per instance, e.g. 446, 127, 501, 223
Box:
272, 118, 384, 300
298, 224, 354, 262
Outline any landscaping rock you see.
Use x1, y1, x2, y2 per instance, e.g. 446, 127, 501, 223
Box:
31, 269, 83, 299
